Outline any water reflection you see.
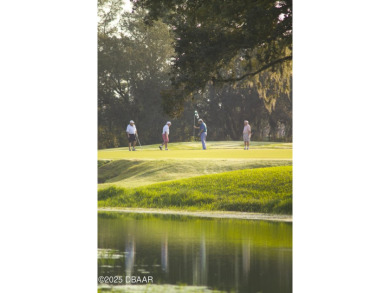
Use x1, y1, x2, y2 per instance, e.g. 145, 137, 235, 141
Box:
161, 234, 169, 273
242, 239, 250, 284
192, 235, 207, 286
98, 212, 292, 293
124, 237, 135, 277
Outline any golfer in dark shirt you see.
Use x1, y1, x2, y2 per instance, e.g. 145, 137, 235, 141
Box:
194, 119, 207, 150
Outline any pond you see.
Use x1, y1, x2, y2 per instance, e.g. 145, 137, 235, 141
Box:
98, 212, 292, 293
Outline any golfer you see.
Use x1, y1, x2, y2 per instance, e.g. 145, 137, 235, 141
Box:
159, 121, 171, 150
194, 119, 207, 150
126, 120, 138, 151
243, 120, 251, 150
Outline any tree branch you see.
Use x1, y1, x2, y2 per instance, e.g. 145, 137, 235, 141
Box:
213, 55, 292, 83
110, 76, 128, 100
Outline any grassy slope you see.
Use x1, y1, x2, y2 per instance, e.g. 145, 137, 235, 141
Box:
98, 159, 292, 189
98, 141, 292, 189
98, 166, 292, 214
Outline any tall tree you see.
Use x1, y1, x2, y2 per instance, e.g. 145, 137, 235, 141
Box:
98, 0, 292, 148
131, 0, 292, 115
98, 1, 175, 148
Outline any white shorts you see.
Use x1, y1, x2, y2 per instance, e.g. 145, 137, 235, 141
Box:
243, 133, 250, 142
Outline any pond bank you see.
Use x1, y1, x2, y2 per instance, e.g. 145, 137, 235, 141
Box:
98, 207, 292, 222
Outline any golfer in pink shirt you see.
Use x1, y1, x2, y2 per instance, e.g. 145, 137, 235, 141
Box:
243, 120, 251, 150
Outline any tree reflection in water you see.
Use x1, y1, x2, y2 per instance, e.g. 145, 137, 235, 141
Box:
98, 212, 292, 293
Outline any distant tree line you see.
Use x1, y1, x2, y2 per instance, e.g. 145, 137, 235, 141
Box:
98, 0, 292, 149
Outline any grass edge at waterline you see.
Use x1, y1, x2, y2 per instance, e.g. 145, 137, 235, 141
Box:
98, 166, 292, 214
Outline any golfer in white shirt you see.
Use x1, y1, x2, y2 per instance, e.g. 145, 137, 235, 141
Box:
126, 120, 138, 151
159, 121, 171, 150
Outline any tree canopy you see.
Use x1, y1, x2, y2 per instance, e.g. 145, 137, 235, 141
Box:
98, 0, 176, 148
98, 0, 292, 148
131, 0, 292, 114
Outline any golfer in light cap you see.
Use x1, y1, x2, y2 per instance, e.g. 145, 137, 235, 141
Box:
126, 120, 138, 151
159, 121, 171, 150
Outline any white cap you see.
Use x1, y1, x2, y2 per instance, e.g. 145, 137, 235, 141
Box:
244, 120, 248, 123
130, 120, 134, 123
167, 121, 171, 125
198, 119, 203, 122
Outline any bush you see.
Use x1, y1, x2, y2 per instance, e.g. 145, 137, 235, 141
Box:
98, 186, 127, 201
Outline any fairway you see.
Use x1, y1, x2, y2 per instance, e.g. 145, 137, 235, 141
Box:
98, 141, 293, 214
98, 141, 292, 160
98, 141, 292, 190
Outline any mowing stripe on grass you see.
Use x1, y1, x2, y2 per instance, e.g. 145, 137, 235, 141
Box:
98, 141, 292, 161
98, 148, 292, 160
98, 159, 292, 189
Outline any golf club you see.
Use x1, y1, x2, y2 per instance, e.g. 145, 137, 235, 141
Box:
136, 134, 142, 147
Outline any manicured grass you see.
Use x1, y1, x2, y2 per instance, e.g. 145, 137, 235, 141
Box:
98, 141, 292, 161
98, 142, 293, 214
98, 159, 292, 189
98, 166, 292, 214
100, 141, 292, 151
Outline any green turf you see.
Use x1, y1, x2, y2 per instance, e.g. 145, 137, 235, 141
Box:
98, 141, 292, 160
100, 141, 292, 151
98, 166, 292, 214
98, 159, 292, 189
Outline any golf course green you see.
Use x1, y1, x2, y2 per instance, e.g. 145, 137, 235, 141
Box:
98, 141, 292, 214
